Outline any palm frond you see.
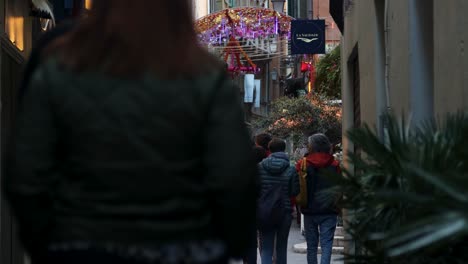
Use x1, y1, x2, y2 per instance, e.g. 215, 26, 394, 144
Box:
337, 112, 468, 263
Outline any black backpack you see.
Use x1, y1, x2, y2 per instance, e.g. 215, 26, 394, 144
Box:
257, 183, 286, 231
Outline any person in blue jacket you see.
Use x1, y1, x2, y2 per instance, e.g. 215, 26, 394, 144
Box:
257, 138, 299, 264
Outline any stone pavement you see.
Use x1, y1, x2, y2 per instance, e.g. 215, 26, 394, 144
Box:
230, 218, 344, 264
287, 220, 344, 264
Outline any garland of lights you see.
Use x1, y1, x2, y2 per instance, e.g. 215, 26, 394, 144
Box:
196, 7, 292, 44
195, 7, 293, 75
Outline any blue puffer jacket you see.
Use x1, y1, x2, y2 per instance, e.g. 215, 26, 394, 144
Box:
258, 152, 300, 213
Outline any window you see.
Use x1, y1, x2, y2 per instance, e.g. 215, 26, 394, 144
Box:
210, 0, 268, 13
210, 0, 225, 13
5, 0, 24, 51
288, 0, 298, 18
85, 0, 92, 10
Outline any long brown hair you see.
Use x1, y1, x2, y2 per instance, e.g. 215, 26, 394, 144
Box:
47, 0, 219, 78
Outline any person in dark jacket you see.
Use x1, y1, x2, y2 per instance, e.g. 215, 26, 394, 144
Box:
255, 133, 273, 157
257, 138, 299, 264
4, 1, 257, 263
295, 134, 341, 264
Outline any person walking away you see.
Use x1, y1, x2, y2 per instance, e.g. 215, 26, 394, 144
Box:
255, 133, 272, 157
4, 1, 257, 263
295, 134, 341, 264
257, 139, 299, 264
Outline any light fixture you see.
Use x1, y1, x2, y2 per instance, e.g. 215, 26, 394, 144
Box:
271, 0, 286, 13
85, 0, 92, 10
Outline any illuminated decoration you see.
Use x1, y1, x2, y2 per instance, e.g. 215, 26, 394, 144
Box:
228, 66, 261, 74
196, 7, 292, 44
300, 60, 315, 93
223, 36, 258, 74
309, 64, 316, 92
7, 17, 25, 51
195, 7, 293, 75
301, 61, 311, 72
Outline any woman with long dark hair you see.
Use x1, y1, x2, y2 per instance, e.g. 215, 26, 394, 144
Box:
4, 1, 257, 263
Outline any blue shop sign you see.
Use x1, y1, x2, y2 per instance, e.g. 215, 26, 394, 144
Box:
291, 20, 326, 55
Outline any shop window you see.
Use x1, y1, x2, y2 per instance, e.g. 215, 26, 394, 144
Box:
85, 0, 92, 10
5, 0, 24, 51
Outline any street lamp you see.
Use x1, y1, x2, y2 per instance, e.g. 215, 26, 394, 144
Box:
271, 0, 286, 13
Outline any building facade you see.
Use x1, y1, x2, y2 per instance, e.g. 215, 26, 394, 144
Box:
203, 0, 273, 14
312, 0, 340, 52
192, 0, 209, 19
339, 0, 468, 174
1, 0, 40, 261
193, 0, 293, 117
193, 0, 342, 117
1, 1, 88, 263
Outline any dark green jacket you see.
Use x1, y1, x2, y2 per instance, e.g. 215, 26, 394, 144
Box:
4, 59, 257, 258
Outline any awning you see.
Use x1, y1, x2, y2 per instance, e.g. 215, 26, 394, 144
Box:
330, 0, 344, 33
30, 0, 55, 21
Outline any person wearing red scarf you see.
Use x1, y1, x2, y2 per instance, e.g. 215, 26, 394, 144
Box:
295, 134, 341, 264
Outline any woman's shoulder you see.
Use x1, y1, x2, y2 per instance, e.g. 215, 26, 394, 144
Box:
32, 54, 231, 96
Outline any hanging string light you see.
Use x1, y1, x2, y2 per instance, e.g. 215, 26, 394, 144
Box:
195, 7, 292, 45
195, 7, 293, 75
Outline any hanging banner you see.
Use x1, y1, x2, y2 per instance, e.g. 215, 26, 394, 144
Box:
244, 74, 255, 103
254, 79, 261, 108
291, 20, 326, 55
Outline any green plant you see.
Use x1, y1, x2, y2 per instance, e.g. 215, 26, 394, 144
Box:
315, 45, 341, 99
329, 113, 468, 263
252, 94, 342, 146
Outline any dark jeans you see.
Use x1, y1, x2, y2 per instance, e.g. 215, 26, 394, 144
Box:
258, 215, 292, 264
303, 214, 337, 264
37, 249, 229, 264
